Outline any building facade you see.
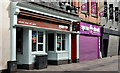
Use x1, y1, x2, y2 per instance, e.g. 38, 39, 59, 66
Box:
0, 0, 11, 72
100, 0, 120, 58
0, 0, 104, 72
71, 0, 101, 62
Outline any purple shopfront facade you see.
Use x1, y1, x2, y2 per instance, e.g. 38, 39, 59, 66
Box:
79, 22, 101, 61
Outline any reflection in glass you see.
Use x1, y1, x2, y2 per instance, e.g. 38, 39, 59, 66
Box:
62, 34, 65, 50
38, 44, 43, 51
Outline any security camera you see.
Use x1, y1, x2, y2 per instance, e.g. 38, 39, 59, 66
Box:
14, 8, 20, 15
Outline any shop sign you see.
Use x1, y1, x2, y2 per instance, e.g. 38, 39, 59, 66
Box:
18, 21, 37, 26
80, 22, 101, 36
59, 25, 68, 30
72, 22, 80, 31
17, 18, 69, 31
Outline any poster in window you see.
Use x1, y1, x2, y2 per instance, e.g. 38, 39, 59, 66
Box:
57, 34, 61, 51
32, 31, 37, 51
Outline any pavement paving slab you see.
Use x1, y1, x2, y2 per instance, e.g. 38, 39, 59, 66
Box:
17, 56, 119, 72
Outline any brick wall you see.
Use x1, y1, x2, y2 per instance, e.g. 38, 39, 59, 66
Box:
73, 0, 100, 24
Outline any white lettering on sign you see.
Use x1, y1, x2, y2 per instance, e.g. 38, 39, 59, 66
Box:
18, 21, 36, 26
59, 25, 68, 29
81, 25, 100, 33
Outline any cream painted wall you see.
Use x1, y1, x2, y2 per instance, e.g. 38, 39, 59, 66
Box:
0, 0, 11, 70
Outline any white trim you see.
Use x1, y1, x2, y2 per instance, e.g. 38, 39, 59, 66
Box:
43, 31, 46, 53
68, 34, 71, 60
10, 2, 18, 61
16, 6, 79, 22
36, 31, 38, 51
10, 28, 16, 61
54, 33, 57, 52
77, 34, 79, 59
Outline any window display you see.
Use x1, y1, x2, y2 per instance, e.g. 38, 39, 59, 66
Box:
57, 34, 66, 51
32, 31, 37, 51
32, 31, 43, 52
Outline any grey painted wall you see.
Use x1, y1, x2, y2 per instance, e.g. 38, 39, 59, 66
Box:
100, 0, 120, 57
101, 0, 119, 30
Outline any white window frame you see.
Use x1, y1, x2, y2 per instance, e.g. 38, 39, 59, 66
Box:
32, 30, 45, 54
57, 33, 66, 51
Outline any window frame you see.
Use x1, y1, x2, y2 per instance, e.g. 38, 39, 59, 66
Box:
57, 33, 66, 51
32, 30, 45, 53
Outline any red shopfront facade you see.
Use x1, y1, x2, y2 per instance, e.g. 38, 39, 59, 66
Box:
79, 22, 101, 61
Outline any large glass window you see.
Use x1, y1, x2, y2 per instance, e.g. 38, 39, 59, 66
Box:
32, 31, 44, 52
57, 34, 66, 51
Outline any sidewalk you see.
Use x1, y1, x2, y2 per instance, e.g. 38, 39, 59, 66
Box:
17, 56, 119, 72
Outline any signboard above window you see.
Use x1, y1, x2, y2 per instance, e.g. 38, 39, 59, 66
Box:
80, 22, 101, 36
17, 18, 69, 31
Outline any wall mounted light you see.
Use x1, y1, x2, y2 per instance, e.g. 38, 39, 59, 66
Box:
14, 8, 20, 15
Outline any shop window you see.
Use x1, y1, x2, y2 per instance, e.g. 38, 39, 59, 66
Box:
62, 34, 65, 50
32, 31, 37, 51
57, 34, 66, 51
38, 44, 43, 51
38, 32, 43, 43
32, 31, 44, 52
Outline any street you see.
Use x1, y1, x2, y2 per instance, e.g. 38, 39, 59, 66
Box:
17, 56, 119, 72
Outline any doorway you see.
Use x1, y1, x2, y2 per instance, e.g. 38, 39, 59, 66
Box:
48, 33, 54, 51
16, 27, 23, 54
71, 34, 77, 62
102, 39, 109, 57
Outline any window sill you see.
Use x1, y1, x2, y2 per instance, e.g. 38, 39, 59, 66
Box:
32, 52, 47, 55
56, 51, 68, 53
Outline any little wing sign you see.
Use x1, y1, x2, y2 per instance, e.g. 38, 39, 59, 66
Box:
80, 22, 101, 36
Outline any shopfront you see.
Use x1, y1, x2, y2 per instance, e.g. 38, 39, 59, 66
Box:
15, 10, 73, 69
101, 28, 120, 58
79, 22, 101, 61
9, 2, 82, 71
